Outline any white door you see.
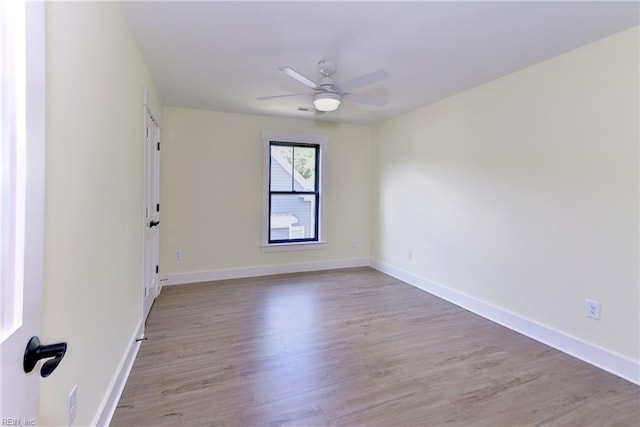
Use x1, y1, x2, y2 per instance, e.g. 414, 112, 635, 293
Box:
0, 0, 46, 421
142, 102, 160, 321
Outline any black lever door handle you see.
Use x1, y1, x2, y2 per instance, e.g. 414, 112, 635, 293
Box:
149, 220, 160, 228
23, 336, 67, 378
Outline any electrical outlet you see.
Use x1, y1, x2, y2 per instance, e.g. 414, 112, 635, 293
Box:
68, 384, 77, 426
175, 250, 182, 260
407, 250, 413, 261
351, 240, 358, 249
585, 299, 600, 319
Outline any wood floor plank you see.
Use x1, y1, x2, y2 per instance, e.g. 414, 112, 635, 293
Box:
112, 267, 639, 426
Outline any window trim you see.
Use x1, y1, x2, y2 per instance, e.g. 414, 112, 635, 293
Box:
261, 131, 328, 251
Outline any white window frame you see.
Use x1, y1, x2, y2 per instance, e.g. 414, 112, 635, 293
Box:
261, 131, 328, 252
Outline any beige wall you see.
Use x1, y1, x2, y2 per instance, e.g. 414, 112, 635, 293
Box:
372, 27, 639, 361
41, 2, 160, 425
160, 107, 372, 275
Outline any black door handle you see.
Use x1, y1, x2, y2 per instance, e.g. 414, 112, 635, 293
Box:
149, 220, 160, 228
23, 336, 67, 378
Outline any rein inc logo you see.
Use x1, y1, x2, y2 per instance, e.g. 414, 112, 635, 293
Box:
1, 419, 36, 426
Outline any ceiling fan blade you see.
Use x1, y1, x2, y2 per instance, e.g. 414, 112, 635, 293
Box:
340, 69, 390, 93
348, 94, 389, 107
279, 67, 319, 90
257, 93, 312, 101
297, 106, 325, 115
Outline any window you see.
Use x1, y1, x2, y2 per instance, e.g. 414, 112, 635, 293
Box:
269, 142, 319, 243
262, 131, 327, 249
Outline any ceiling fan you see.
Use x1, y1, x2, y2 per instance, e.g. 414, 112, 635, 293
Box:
258, 60, 390, 112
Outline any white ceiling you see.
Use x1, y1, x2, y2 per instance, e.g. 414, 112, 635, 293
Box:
121, 1, 639, 126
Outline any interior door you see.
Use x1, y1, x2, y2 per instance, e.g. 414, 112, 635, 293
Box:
142, 104, 160, 321
0, 0, 45, 420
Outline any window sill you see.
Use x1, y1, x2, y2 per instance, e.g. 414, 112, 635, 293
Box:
261, 241, 327, 253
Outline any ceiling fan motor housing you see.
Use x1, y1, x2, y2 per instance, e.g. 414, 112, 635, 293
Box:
319, 76, 337, 92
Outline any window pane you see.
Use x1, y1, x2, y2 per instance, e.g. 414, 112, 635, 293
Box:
293, 146, 316, 192
270, 194, 317, 241
270, 145, 293, 191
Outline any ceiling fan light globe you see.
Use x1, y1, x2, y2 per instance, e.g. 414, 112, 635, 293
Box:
313, 92, 341, 112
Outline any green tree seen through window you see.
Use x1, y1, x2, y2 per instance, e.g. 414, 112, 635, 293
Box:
286, 147, 315, 180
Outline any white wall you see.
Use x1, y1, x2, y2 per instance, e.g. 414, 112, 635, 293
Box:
372, 27, 639, 362
160, 107, 371, 277
41, 2, 160, 425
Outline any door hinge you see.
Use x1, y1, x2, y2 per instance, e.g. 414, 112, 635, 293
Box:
155, 265, 159, 274
157, 142, 160, 151
156, 203, 160, 212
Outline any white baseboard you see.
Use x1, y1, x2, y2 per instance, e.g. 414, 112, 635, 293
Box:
370, 259, 640, 386
91, 320, 144, 426
161, 258, 370, 286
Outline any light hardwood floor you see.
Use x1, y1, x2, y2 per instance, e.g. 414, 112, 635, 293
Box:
112, 267, 639, 426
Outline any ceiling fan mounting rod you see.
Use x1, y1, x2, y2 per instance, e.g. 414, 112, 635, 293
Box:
318, 60, 336, 77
